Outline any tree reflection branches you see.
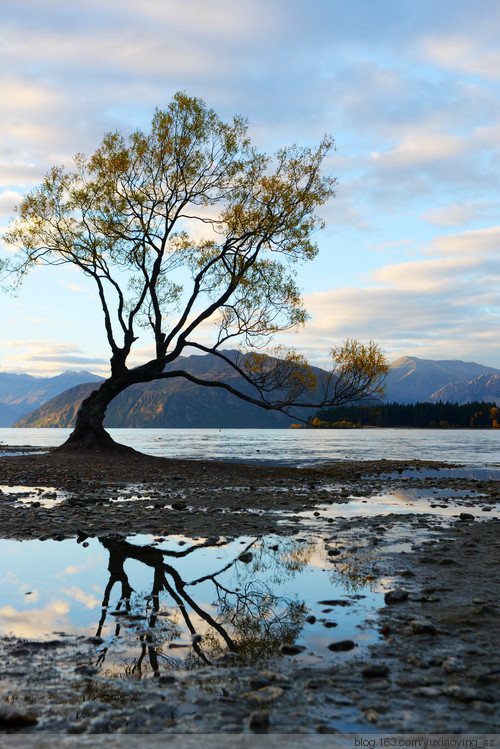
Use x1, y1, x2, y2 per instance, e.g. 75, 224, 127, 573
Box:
94, 535, 307, 677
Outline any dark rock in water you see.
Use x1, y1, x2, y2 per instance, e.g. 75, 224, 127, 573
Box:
384, 588, 409, 604
362, 663, 390, 678
281, 644, 306, 655
323, 621, 338, 628
238, 551, 253, 563
317, 599, 349, 606
327, 640, 356, 652
459, 512, 475, 521
249, 709, 270, 732
305, 615, 317, 624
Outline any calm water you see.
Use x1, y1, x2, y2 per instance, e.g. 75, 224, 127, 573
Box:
0, 532, 387, 674
0, 426, 499, 467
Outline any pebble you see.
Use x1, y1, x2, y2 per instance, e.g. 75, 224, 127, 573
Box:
244, 686, 284, 704
362, 664, 390, 678
249, 710, 270, 731
280, 644, 306, 655
384, 588, 409, 604
410, 619, 437, 635
327, 640, 356, 652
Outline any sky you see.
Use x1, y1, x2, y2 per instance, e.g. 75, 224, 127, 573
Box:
1, 0, 500, 377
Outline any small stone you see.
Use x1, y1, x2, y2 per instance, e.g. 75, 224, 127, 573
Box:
305, 615, 316, 624
244, 686, 284, 704
0, 707, 38, 727
327, 639, 356, 652
249, 709, 270, 731
363, 708, 379, 724
238, 551, 253, 563
410, 619, 437, 635
384, 588, 409, 604
445, 685, 482, 702
281, 644, 306, 655
412, 686, 442, 698
459, 512, 474, 521
362, 664, 390, 678
158, 674, 176, 684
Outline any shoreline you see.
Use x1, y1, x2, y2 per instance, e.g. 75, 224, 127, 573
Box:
0, 448, 498, 734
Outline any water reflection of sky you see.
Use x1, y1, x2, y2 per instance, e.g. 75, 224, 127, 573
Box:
0, 534, 388, 676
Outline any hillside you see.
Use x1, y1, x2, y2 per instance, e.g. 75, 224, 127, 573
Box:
0, 370, 103, 426
383, 356, 500, 404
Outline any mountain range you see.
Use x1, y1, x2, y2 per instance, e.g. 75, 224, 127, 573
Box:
3, 354, 500, 429
0, 370, 102, 427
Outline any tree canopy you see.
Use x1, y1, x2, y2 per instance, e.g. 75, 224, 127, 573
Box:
2, 92, 387, 451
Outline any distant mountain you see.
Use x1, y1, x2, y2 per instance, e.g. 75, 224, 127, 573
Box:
427, 373, 500, 406
0, 370, 103, 426
12, 354, 500, 429
383, 356, 500, 404
14, 352, 378, 429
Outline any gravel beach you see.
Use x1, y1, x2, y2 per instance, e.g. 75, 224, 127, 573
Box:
0, 446, 499, 736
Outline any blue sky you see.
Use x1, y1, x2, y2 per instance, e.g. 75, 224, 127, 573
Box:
1, 0, 500, 376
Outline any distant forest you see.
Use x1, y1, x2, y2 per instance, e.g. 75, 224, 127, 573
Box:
312, 401, 500, 429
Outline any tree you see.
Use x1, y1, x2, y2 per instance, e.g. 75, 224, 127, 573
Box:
3, 92, 387, 452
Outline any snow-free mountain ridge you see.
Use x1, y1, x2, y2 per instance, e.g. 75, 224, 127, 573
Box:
6, 355, 500, 429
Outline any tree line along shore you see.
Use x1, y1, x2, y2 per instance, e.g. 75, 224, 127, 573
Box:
301, 400, 500, 429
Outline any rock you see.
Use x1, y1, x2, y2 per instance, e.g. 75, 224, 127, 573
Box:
305, 615, 317, 624
0, 706, 38, 727
327, 640, 356, 652
410, 619, 437, 635
244, 686, 284, 704
459, 512, 474, 521
280, 644, 306, 655
249, 709, 270, 731
158, 674, 176, 684
384, 588, 409, 604
363, 708, 379, 723
445, 685, 482, 702
412, 686, 442, 698
362, 664, 390, 678
238, 551, 253, 563
317, 599, 349, 607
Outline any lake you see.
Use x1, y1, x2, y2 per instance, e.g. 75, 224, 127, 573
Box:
1, 426, 499, 467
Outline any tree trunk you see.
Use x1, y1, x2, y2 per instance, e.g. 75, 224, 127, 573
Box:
55, 376, 135, 454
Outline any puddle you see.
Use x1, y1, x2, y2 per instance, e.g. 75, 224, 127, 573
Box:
379, 467, 500, 481
0, 484, 68, 508
287, 486, 499, 521
0, 532, 390, 678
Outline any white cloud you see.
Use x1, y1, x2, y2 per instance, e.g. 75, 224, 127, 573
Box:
419, 34, 500, 81
422, 201, 500, 227
371, 132, 466, 170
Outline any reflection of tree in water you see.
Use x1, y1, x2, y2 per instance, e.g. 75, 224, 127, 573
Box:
94, 535, 307, 678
